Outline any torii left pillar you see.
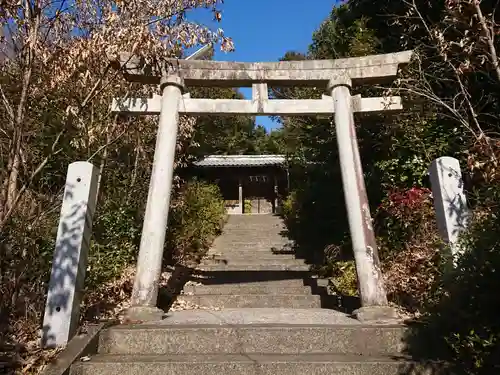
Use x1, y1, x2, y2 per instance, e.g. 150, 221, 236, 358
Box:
126, 75, 184, 321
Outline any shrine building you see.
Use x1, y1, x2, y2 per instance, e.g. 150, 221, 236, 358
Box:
192, 155, 289, 215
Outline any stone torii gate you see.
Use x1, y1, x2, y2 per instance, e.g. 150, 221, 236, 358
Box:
110, 50, 413, 322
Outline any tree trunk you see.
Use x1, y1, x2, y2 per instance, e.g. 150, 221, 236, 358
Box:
0, 4, 41, 229
0, 154, 14, 221
6, 148, 21, 216
474, 3, 500, 83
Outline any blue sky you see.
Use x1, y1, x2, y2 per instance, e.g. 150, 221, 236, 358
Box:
189, 0, 338, 131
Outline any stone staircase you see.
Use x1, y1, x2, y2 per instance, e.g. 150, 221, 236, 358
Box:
181, 214, 328, 309
71, 215, 446, 375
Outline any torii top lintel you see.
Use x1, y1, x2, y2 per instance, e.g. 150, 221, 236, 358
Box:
110, 50, 413, 88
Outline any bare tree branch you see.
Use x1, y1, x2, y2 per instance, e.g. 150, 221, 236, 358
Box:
0, 129, 64, 229
0, 83, 15, 122
87, 122, 127, 162
473, 1, 500, 82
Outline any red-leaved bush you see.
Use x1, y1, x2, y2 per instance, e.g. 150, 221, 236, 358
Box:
375, 187, 443, 313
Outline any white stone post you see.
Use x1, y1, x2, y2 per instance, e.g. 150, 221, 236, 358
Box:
41, 161, 99, 348
238, 177, 243, 214
429, 156, 469, 262
328, 76, 396, 321
126, 75, 184, 321
274, 174, 279, 214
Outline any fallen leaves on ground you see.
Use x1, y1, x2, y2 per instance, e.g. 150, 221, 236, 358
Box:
6, 265, 220, 374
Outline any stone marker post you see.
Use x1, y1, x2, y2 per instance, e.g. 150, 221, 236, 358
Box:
126, 74, 184, 321
42, 161, 99, 348
274, 175, 279, 214
429, 156, 469, 262
238, 177, 243, 214
328, 75, 396, 321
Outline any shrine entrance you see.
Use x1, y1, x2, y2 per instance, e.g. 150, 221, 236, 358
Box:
110, 49, 413, 321
193, 154, 287, 215
244, 173, 274, 214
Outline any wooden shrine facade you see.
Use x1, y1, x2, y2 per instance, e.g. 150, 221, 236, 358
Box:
193, 155, 288, 214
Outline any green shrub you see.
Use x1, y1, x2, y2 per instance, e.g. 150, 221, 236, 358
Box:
244, 199, 252, 213
167, 180, 226, 267
328, 259, 358, 296
282, 191, 296, 220
0, 207, 58, 324
406, 188, 500, 374
281, 192, 297, 235
440, 211, 500, 373
86, 202, 143, 290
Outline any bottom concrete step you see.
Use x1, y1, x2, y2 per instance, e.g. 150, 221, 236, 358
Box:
99, 323, 406, 355
177, 294, 323, 308
71, 353, 447, 375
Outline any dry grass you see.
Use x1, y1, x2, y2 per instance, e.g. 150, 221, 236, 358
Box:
384, 243, 442, 314
2, 264, 220, 375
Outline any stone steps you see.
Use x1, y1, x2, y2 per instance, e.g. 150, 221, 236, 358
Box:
214, 235, 290, 240
71, 353, 443, 375
200, 258, 306, 266
220, 230, 288, 235
209, 245, 293, 251
209, 248, 294, 255
204, 253, 299, 260
190, 269, 320, 287
189, 278, 320, 288
222, 217, 284, 226
72, 307, 442, 375
98, 323, 406, 355
210, 243, 293, 250
219, 231, 288, 237
220, 232, 288, 237
69, 215, 446, 375
209, 249, 294, 255
219, 221, 286, 227
217, 237, 290, 243
221, 228, 287, 233
196, 264, 310, 272
177, 294, 323, 308
217, 231, 289, 237
211, 246, 292, 250
182, 284, 316, 295
221, 227, 286, 233
222, 223, 285, 229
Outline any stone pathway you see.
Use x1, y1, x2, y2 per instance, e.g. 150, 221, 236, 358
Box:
176, 214, 330, 309
72, 215, 447, 375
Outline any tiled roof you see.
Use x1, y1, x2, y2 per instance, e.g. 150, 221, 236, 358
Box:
194, 154, 286, 167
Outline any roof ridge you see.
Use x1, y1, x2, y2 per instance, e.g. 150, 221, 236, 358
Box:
203, 154, 285, 158
194, 154, 286, 167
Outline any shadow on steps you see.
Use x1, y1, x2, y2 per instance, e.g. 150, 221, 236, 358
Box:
191, 269, 312, 284
157, 266, 361, 315
393, 356, 452, 375
157, 265, 194, 312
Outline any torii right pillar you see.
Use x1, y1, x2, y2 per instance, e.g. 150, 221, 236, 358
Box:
328, 73, 398, 322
